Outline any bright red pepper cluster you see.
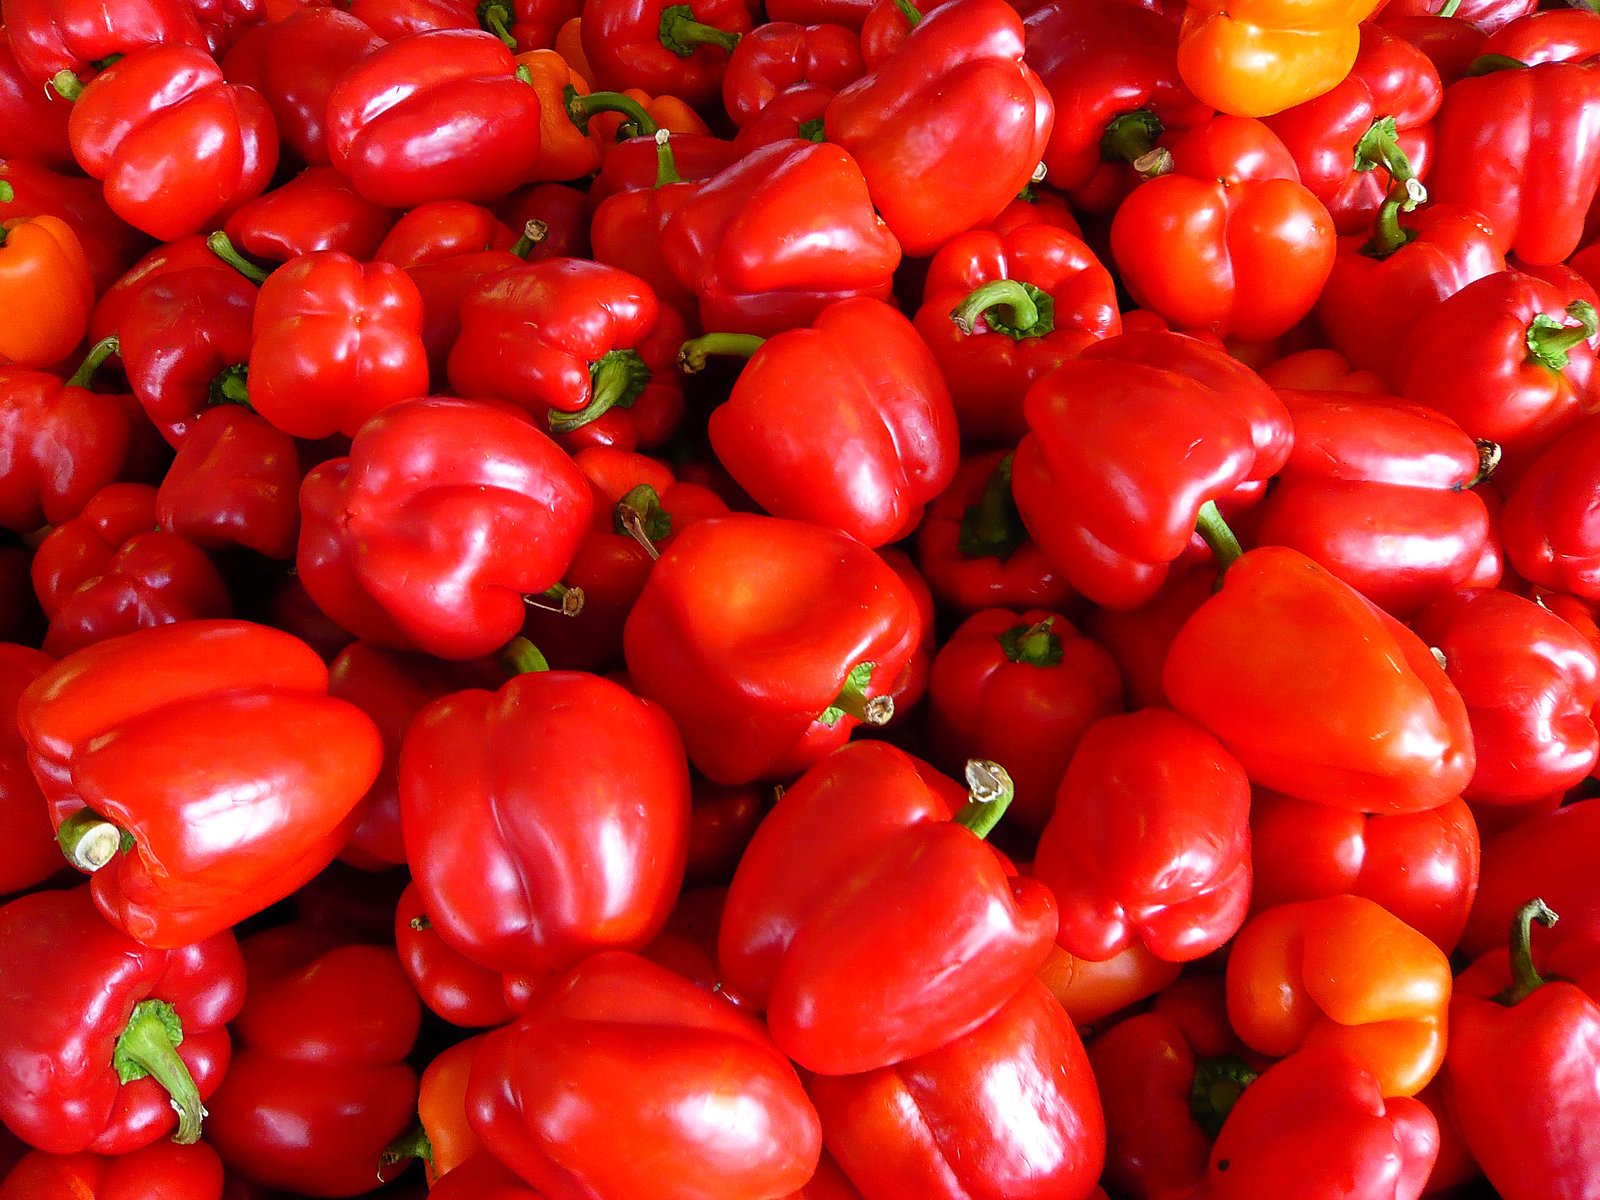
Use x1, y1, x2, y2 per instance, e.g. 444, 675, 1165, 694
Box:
3, 0, 1600, 1195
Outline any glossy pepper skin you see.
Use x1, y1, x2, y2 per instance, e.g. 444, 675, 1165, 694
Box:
0, 0, 207, 87
808, 979, 1106, 1200
0, 1140, 224, 1200
296, 397, 593, 660
660, 137, 901, 337
1398, 270, 1598, 466
1445, 901, 1600, 1200
721, 20, 864, 126
0, 886, 245, 1155
0, 160, 150, 297
1207, 1047, 1439, 1200
623, 514, 919, 785
1500, 412, 1600, 600
0, 27, 73, 169
1249, 389, 1497, 617
913, 225, 1121, 446
0, 210, 94, 369
394, 883, 517, 1027
30, 482, 233, 658
400, 666, 690, 977
1461, 799, 1600, 958
1164, 547, 1476, 813
65, 45, 278, 242
1250, 792, 1479, 954
1011, 332, 1293, 609
1034, 708, 1253, 964
763, 761, 1058, 1075
823, 0, 1052, 257
17, 619, 383, 948
154, 405, 303, 562
220, 166, 399, 264
1110, 115, 1337, 340
925, 608, 1122, 833
203, 926, 421, 1199
325, 30, 545, 207
1227, 894, 1452, 1098
1426, 58, 1600, 266
1413, 588, 1600, 806
0, 645, 61, 897
697, 297, 959, 548
447, 257, 686, 448
248, 250, 429, 439
468, 951, 822, 1200
580, 0, 756, 108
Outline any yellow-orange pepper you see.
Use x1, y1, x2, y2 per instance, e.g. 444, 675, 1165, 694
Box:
0, 197, 94, 369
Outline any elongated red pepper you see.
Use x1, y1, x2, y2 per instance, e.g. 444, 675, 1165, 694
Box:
0, 886, 245, 1154
18, 619, 383, 947
622, 514, 919, 784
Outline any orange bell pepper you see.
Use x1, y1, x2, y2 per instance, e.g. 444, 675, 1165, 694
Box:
516, 49, 607, 180
1226, 894, 1452, 1098
0, 192, 94, 369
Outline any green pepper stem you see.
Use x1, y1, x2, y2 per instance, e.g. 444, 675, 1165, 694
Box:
205, 232, 269, 284
998, 618, 1062, 667
951, 760, 1015, 840
1527, 302, 1599, 371
207, 364, 251, 409
1195, 500, 1243, 573
501, 636, 552, 675
798, 117, 826, 143
1190, 1056, 1260, 1138
1363, 187, 1419, 260
1353, 117, 1420, 189
381, 1120, 433, 1173
69, 336, 121, 389
50, 70, 84, 101
1497, 898, 1559, 1006
678, 332, 766, 373
653, 128, 681, 186
958, 453, 1026, 560
1101, 109, 1164, 166
564, 84, 660, 138
57, 808, 125, 872
0, 182, 12, 204
114, 1000, 206, 1145
893, 0, 922, 26
1437, 0, 1462, 15
509, 220, 547, 258
820, 661, 893, 727
1466, 53, 1529, 75
524, 583, 585, 617
950, 279, 1056, 340
550, 349, 652, 435
477, 0, 517, 48
658, 4, 741, 56
1466, 439, 1502, 489
615, 484, 669, 559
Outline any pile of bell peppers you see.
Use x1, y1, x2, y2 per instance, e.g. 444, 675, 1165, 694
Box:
5, 0, 1600, 1194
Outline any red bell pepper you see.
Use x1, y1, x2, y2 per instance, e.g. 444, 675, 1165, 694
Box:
823, 0, 1051, 257
88, 234, 223, 351
1261, 24, 1443, 236
30, 483, 233, 659
17, 619, 383, 947
913, 451, 1075, 616
1398, 269, 1598, 467
721, 20, 864, 126
220, 6, 385, 167
682, 297, 958, 547
153, 405, 303, 562
399, 662, 690, 977
1412, 587, 1600, 806
925, 608, 1122, 833
0, 339, 163, 535
1109, 115, 1337, 340
0, 0, 207, 87
1250, 791, 1480, 954
762, 759, 1056, 1074
0, 645, 59, 897
395, 882, 517, 1027
1084, 561, 1215, 709
913, 224, 1121, 446
1444, 899, 1600, 1200
62, 45, 278, 242
327, 642, 500, 870
220, 166, 398, 264
0, 201, 95, 372
1034, 707, 1252, 964
247, 249, 429, 439
0, 1140, 224, 1200
0, 27, 75, 170
1461, 799, 1600, 958
1164, 545, 1476, 814
203, 925, 421, 1198
1227, 894, 1453, 1097
392, 1033, 487, 1186
0, 886, 245, 1154
1206, 1047, 1439, 1200
588, 129, 702, 320
115, 260, 259, 448
0, 161, 150, 299
375, 200, 517, 268
807, 978, 1105, 1200
579, 0, 754, 107
1011, 331, 1292, 609
1477, 8, 1600, 64
447, 257, 687, 450
467, 951, 822, 1199
1248, 389, 1498, 616
296, 396, 593, 660
659, 137, 901, 336
1500, 411, 1600, 599
1426, 57, 1600, 266
324, 29, 545, 207
622, 514, 919, 784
